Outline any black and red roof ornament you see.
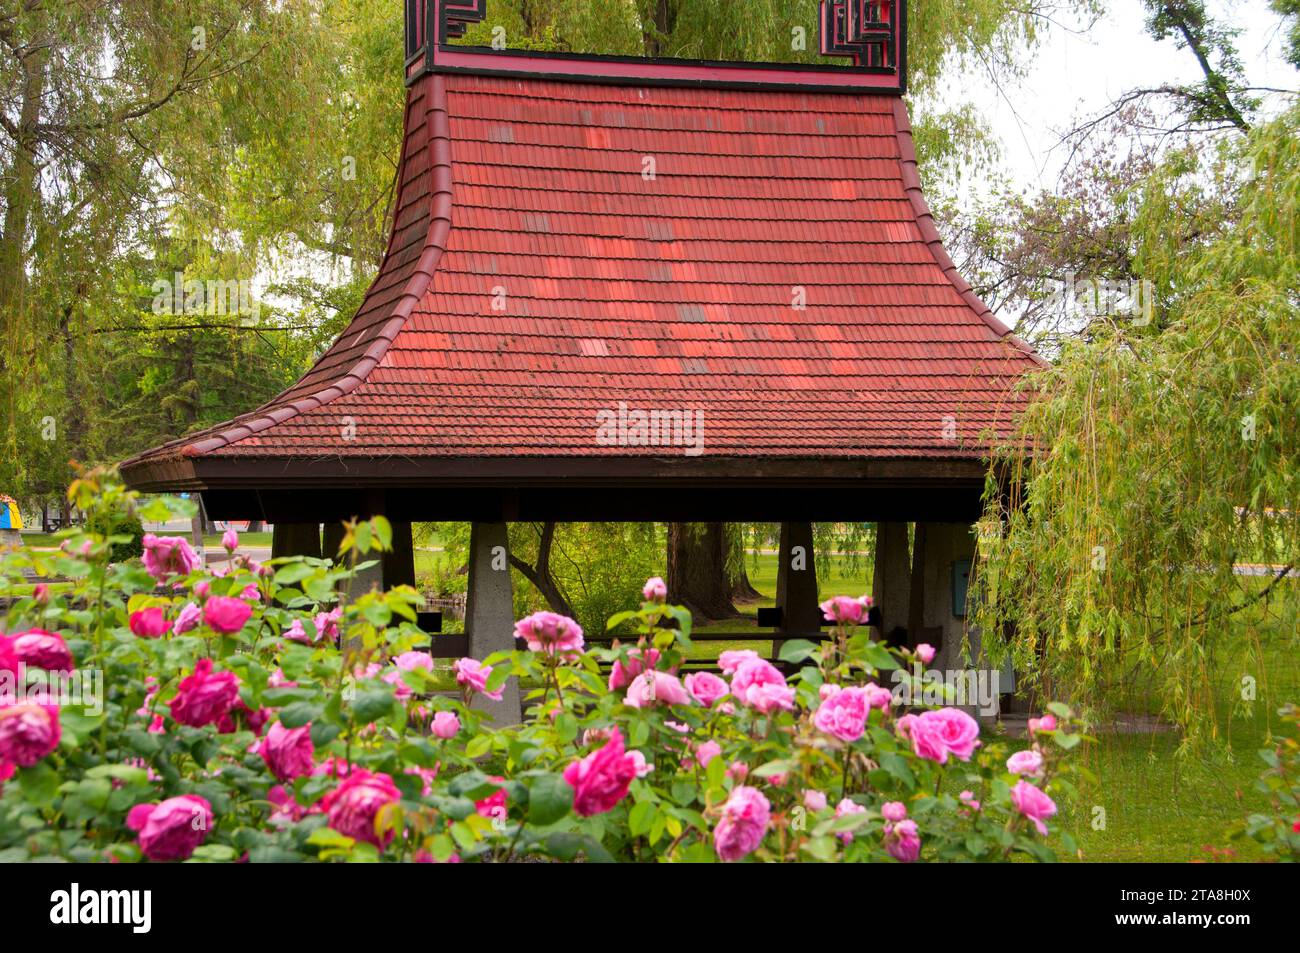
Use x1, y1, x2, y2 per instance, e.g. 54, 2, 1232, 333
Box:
404, 0, 907, 92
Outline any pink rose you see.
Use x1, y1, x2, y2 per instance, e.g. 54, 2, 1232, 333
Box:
385, 651, 434, 701
129, 607, 169, 639
141, 534, 201, 582
628, 750, 652, 778
259, 721, 315, 782
717, 649, 760, 675
203, 596, 252, 634
865, 683, 894, 710
819, 595, 869, 625
321, 770, 402, 848
803, 789, 828, 812
608, 647, 660, 691
1006, 749, 1044, 777
172, 602, 202, 635
1010, 779, 1057, 835
1028, 713, 1058, 735
314, 607, 343, 644
11, 629, 74, 672
713, 785, 770, 862
814, 685, 870, 742
267, 785, 307, 825
881, 801, 908, 823
563, 727, 639, 816
222, 528, 239, 552
0, 702, 61, 766
885, 818, 921, 862
908, 708, 981, 763
692, 739, 722, 768
727, 761, 748, 781
431, 711, 460, 739
126, 794, 213, 861
514, 611, 584, 655
623, 670, 692, 709
642, 576, 667, 602
452, 657, 503, 701
959, 790, 981, 812
406, 764, 440, 797
915, 643, 937, 664
730, 658, 795, 714
168, 659, 241, 728
32, 583, 49, 605
835, 797, 868, 843
684, 671, 729, 707
475, 777, 508, 820
0, 635, 17, 678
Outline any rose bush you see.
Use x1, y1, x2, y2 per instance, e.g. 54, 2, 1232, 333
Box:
1232, 703, 1300, 861
0, 471, 1086, 862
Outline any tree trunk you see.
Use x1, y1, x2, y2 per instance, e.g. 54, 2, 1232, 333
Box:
508, 521, 576, 619
0, 31, 49, 446
729, 526, 763, 602
667, 522, 738, 620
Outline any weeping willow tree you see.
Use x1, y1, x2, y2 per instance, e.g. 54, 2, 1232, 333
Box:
973, 105, 1300, 749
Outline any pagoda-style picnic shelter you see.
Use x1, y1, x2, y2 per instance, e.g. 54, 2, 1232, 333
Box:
121, 0, 1044, 722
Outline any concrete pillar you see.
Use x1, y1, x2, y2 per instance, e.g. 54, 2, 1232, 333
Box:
271, 522, 322, 560
871, 521, 911, 645
774, 521, 819, 655
465, 522, 521, 726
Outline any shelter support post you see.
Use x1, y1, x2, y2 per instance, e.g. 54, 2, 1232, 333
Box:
871, 521, 911, 645
271, 522, 322, 561
774, 521, 820, 655
465, 522, 522, 725
913, 522, 999, 724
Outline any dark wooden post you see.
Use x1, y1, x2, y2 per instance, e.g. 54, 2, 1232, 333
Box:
773, 520, 819, 655
322, 522, 345, 565
872, 521, 911, 645
383, 521, 417, 589
271, 522, 322, 560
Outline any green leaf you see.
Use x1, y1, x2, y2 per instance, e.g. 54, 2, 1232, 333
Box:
778, 639, 819, 663
527, 774, 573, 827
352, 689, 395, 725
543, 832, 615, 863
629, 798, 656, 837
280, 702, 323, 729
19, 763, 59, 806
273, 562, 316, 585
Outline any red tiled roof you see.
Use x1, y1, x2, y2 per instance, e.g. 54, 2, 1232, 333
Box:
122, 71, 1043, 485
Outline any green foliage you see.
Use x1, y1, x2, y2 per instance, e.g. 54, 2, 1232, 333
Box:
1232, 703, 1300, 860
972, 105, 1300, 748
84, 509, 146, 564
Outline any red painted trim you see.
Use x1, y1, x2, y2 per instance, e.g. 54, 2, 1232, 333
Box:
126, 75, 455, 465
891, 99, 1048, 368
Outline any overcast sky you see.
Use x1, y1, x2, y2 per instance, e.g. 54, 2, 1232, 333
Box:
942, 0, 1296, 192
